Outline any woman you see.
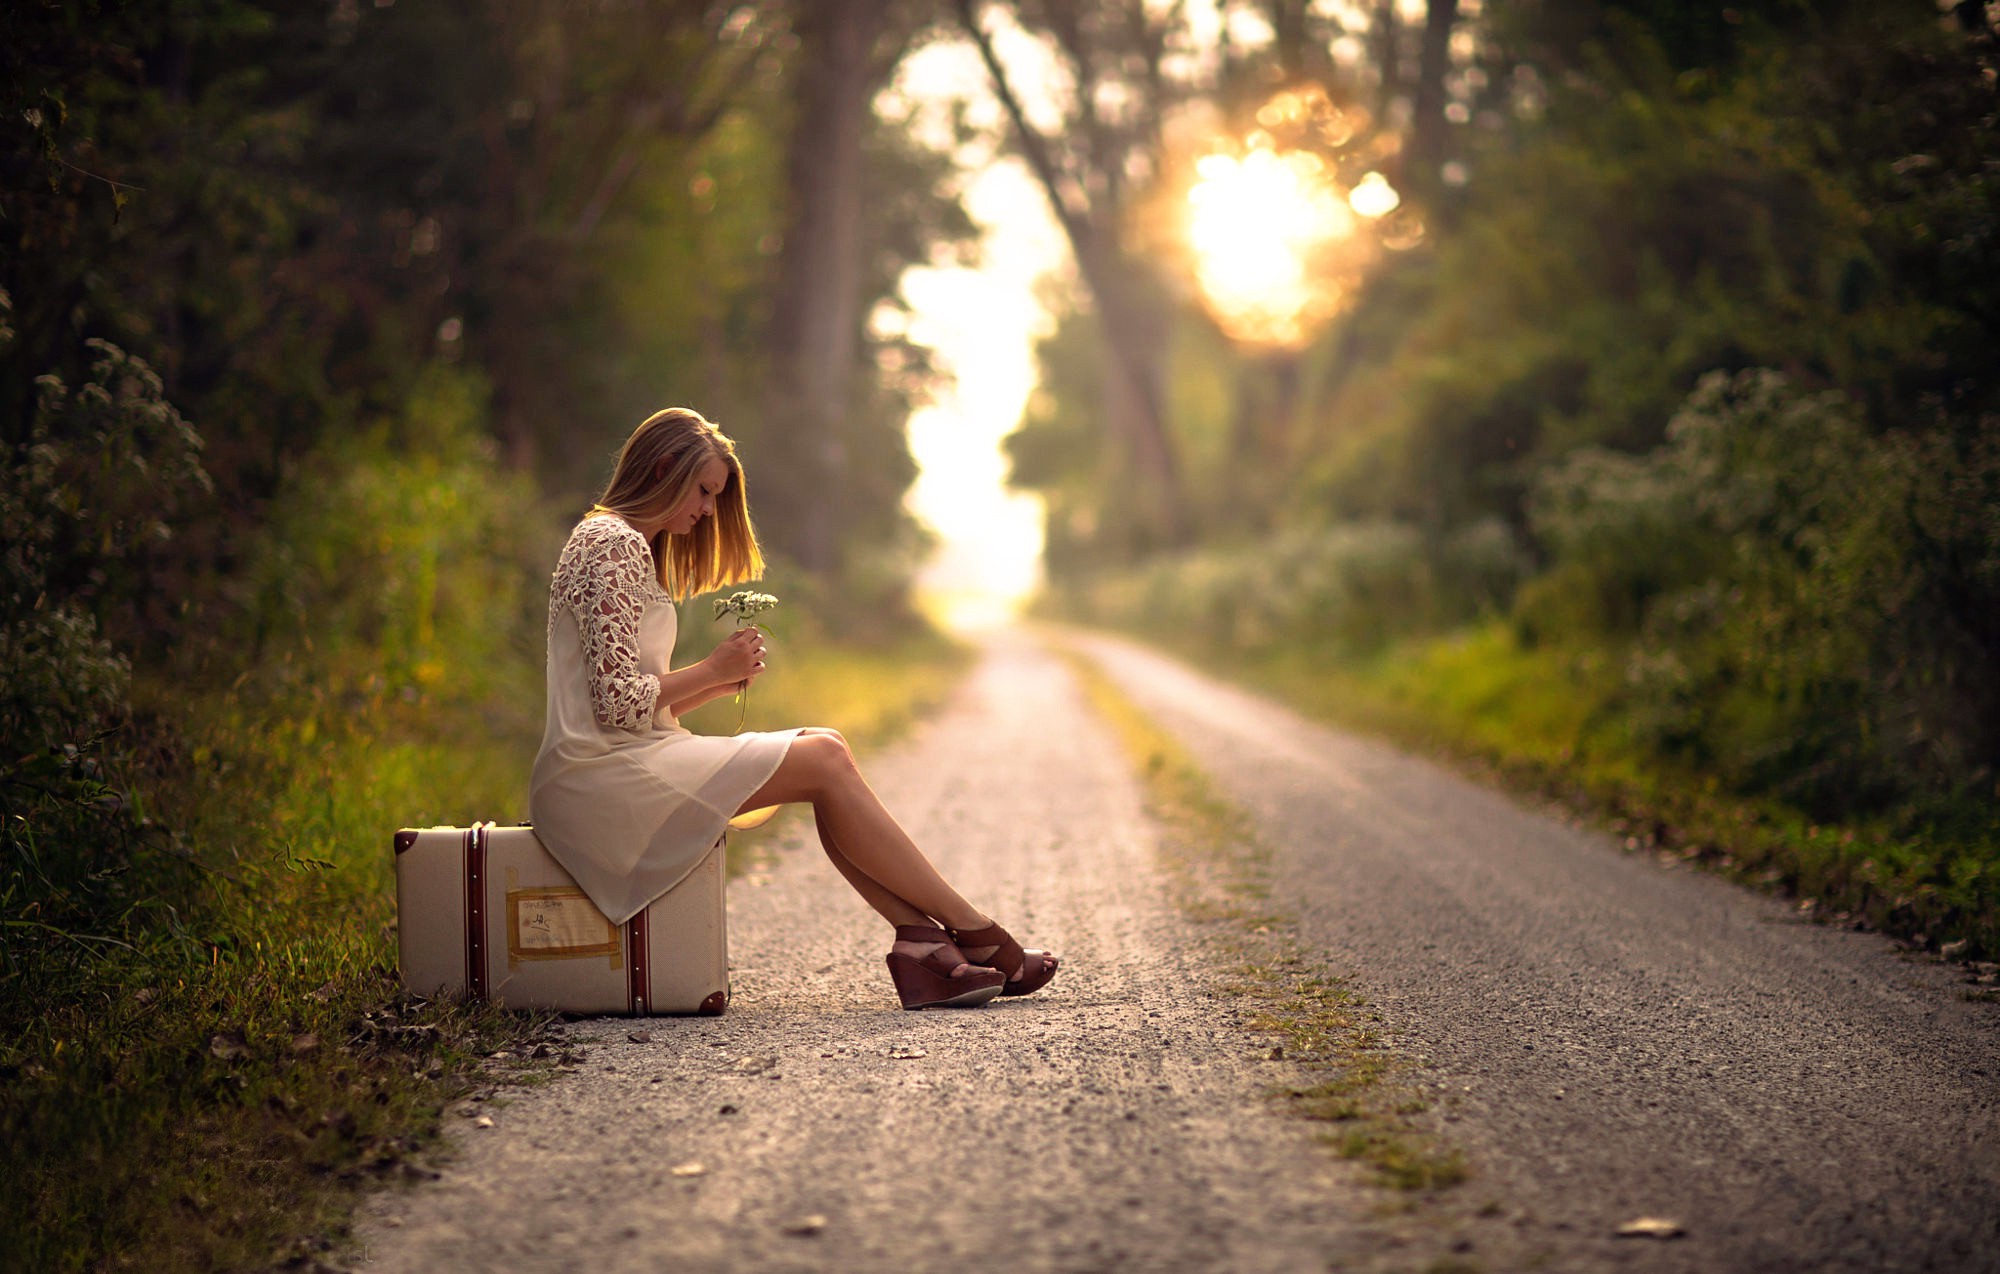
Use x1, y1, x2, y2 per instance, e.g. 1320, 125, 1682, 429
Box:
529, 407, 1058, 1010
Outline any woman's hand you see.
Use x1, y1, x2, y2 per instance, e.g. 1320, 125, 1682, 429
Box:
705, 626, 767, 687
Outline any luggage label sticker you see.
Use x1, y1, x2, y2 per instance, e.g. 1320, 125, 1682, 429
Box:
506, 887, 621, 966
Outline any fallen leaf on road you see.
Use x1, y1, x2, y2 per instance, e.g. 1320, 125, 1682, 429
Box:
783, 1214, 828, 1236
1615, 1217, 1683, 1239
628, 1030, 652, 1044
670, 1161, 706, 1177
734, 1055, 777, 1073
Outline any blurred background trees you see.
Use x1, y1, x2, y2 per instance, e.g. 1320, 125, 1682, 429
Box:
1000, 0, 1998, 834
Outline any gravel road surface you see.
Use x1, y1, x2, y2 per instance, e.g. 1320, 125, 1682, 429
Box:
352, 630, 1999, 1273
350, 633, 1431, 1273
1071, 629, 2000, 1274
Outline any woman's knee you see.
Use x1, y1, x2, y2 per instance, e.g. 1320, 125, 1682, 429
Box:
792, 729, 857, 784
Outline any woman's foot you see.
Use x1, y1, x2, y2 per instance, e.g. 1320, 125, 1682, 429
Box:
885, 925, 1006, 1010
947, 920, 1059, 998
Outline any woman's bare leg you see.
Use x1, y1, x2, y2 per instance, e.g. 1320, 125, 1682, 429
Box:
735, 729, 988, 933
815, 808, 930, 928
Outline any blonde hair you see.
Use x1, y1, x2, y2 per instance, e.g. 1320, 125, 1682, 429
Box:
591, 407, 764, 600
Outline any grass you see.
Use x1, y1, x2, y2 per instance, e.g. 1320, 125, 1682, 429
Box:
0, 627, 970, 1271
1125, 618, 2000, 969
1061, 648, 1468, 1194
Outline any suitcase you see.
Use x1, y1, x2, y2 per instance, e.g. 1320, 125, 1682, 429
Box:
393, 821, 729, 1015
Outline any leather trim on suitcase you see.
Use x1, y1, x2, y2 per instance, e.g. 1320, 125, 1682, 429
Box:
626, 907, 650, 1015
465, 825, 488, 1001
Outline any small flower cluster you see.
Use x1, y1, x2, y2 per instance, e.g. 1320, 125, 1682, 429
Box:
712, 590, 779, 627
711, 591, 778, 734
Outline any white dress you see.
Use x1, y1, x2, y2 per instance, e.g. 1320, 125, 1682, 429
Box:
528, 514, 801, 924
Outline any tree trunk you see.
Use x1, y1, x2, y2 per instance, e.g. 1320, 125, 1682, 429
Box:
764, 0, 892, 576
1265, 0, 1310, 83
1409, 0, 1459, 191
1372, 0, 1403, 125
954, 0, 1185, 546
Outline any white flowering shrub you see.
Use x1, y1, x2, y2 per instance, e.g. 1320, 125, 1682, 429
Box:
1, 305, 214, 971
1084, 519, 1440, 654
1524, 369, 2000, 812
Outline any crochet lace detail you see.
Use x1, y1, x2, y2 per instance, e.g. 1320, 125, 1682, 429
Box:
550, 516, 664, 730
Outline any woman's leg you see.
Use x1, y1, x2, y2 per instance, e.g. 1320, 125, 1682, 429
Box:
814, 808, 929, 928
735, 729, 989, 933
740, 729, 1056, 992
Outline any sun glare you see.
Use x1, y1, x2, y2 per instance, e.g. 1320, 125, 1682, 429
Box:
1187, 148, 1355, 348
1185, 90, 1416, 348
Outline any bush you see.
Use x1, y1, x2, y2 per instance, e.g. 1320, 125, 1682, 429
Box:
1066, 520, 1444, 655
232, 365, 550, 713
1, 322, 213, 984
1523, 369, 2000, 815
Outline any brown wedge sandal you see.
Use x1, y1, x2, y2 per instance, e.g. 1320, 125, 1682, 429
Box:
885, 924, 1007, 1010
946, 921, 1060, 998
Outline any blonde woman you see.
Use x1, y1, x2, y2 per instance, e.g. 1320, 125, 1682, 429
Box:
529, 407, 1058, 1010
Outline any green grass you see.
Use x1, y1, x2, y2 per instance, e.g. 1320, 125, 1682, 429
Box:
0, 629, 970, 1270
1062, 648, 1468, 1193
1145, 619, 2000, 964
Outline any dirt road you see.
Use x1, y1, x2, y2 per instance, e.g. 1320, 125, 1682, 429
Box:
351, 630, 2000, 1273
349, 633, 1422, 1273
1072, 629, 2000, 1274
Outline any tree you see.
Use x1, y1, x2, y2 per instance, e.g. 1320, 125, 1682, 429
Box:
954, 0, 1188, 545
762, 0, 899, 576
1408, 0, 1460, 193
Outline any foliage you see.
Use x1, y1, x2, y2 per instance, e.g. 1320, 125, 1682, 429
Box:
1525, 370, 2000, 813
1211, 622, 2000, 963
2, 323, 213, 989
232, 366, 551, 706
1021, 0, 1998, 841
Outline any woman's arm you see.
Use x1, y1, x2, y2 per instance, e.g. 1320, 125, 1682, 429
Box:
562, 527, 752, 728
668, 678, 741, 719
668, 652, 763, 719
666, 627, 763, 719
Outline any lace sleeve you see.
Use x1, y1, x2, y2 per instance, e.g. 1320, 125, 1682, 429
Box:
553, 520, 663, 730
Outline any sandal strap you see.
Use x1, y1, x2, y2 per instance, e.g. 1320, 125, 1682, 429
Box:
947, 921, 1026, 976
892, 924, 976, 978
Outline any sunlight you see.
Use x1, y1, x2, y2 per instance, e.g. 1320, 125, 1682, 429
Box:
1187, 145, 1362, 347
1185, 89, 1409, 349
890, 40, 1063, 633
1348, 171, 1400, 218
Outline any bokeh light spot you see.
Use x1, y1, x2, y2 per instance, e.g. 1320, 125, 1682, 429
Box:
1183, 101, 1404, 349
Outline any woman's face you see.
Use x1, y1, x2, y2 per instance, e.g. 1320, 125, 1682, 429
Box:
663, 455, 730, 536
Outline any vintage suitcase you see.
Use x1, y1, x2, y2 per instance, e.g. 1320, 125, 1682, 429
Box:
394, 821, 729, 1015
